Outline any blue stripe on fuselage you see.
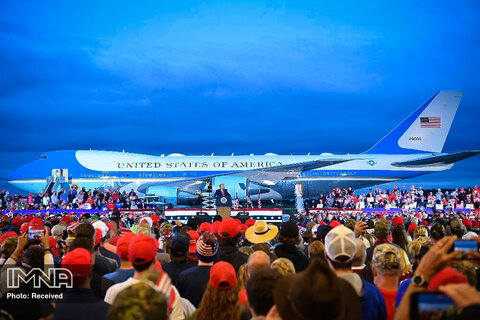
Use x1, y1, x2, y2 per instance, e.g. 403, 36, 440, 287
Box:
300, 169, 431, 179
59, 169, 432, 180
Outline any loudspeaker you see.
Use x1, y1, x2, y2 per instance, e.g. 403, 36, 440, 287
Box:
196, 211, 212, 223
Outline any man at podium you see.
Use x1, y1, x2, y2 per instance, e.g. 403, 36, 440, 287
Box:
214, 183, 232, 219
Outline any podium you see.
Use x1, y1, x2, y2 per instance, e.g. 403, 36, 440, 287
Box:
215, 192, 232, 220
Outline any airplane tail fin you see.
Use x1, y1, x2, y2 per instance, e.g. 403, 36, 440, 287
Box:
364, 91, 463, 154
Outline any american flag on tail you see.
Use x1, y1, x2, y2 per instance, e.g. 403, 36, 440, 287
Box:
420, 116, 441, 128
234, 193, 239, 209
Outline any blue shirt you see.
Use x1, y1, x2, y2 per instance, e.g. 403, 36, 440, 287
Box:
395, 278, 412, 307
361, 279, 387, 320
162, 261, 197, 286
176, 265, 211, 307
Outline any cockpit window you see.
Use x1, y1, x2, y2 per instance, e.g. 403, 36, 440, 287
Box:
39, 155, 47, 160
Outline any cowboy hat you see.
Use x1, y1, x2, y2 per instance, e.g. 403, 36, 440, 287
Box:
245, 221, 278, 244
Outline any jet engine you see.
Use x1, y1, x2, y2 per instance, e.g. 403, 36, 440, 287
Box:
146, 185, 198, 205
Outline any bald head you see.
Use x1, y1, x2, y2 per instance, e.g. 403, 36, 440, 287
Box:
247, 250, 271, 277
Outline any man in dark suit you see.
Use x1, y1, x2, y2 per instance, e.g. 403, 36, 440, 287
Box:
214, 183, 232, 219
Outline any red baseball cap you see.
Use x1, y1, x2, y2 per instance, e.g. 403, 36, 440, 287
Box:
408, 223, 418, 232
198, 222, 211, 233
29, 218, 44, 231
187, 231, 199, 254
0, 231, 18, 245
462, 218, 472, 228
210, 261, 237, 290
329, 220, 341, 228
211, 221, 221, 234
62, 248, 92, 280
428, 267, 468, 290
117, 233, 136, 260
393, 217, 404, 226
245, 219, 256, 228
150, 215, 159, 225
218, 219, 240, 239
128, 234, 158, 265
12, 217, 22, 227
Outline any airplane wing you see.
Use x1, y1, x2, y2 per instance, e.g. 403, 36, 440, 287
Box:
391, 151, 480, 167
137, 159, 350, 194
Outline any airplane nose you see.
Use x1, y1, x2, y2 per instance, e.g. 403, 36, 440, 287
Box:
7, 161, 44, 193
7, 167, 21, 181
7, 167, 23, 191
8, 160, 40, 181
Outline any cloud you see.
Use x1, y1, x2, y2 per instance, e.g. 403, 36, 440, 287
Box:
1, 2, 480, 187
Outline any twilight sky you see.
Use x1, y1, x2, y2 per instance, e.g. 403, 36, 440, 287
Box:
1, 0, 479, 192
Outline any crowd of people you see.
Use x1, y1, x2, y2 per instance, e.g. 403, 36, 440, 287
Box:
309, 185, 480, 210
0, 187, 152, 211
0, 199, 479, 319
3, 184, 480, 212
1, 184, 480, 319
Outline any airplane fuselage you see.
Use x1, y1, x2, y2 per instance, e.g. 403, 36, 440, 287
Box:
7, 150, 452, 200
8, 91, 476, 201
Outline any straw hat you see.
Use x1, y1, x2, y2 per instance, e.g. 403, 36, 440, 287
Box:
245, 221, 278, 244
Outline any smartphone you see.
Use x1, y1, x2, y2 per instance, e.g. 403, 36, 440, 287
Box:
449, 240, 478, 260
454, 240, 478, 252
410, 292, 456, 320
28, 229, 44, 244
366, 220, 375, 229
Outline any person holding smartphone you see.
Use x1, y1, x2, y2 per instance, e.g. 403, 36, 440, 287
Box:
0, 219, 54, 318
395, 236, 480, 320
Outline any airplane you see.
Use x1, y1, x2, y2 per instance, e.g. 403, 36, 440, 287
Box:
7, 91, 479, 205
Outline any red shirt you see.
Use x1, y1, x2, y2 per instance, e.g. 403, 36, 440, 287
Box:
378, 287, 397, 320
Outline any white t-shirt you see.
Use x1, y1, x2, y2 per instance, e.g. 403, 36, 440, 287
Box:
104, 277, 138, 304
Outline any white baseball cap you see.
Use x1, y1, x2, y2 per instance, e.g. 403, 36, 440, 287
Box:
324, 225, 357, 262
92, 220, 109, 238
